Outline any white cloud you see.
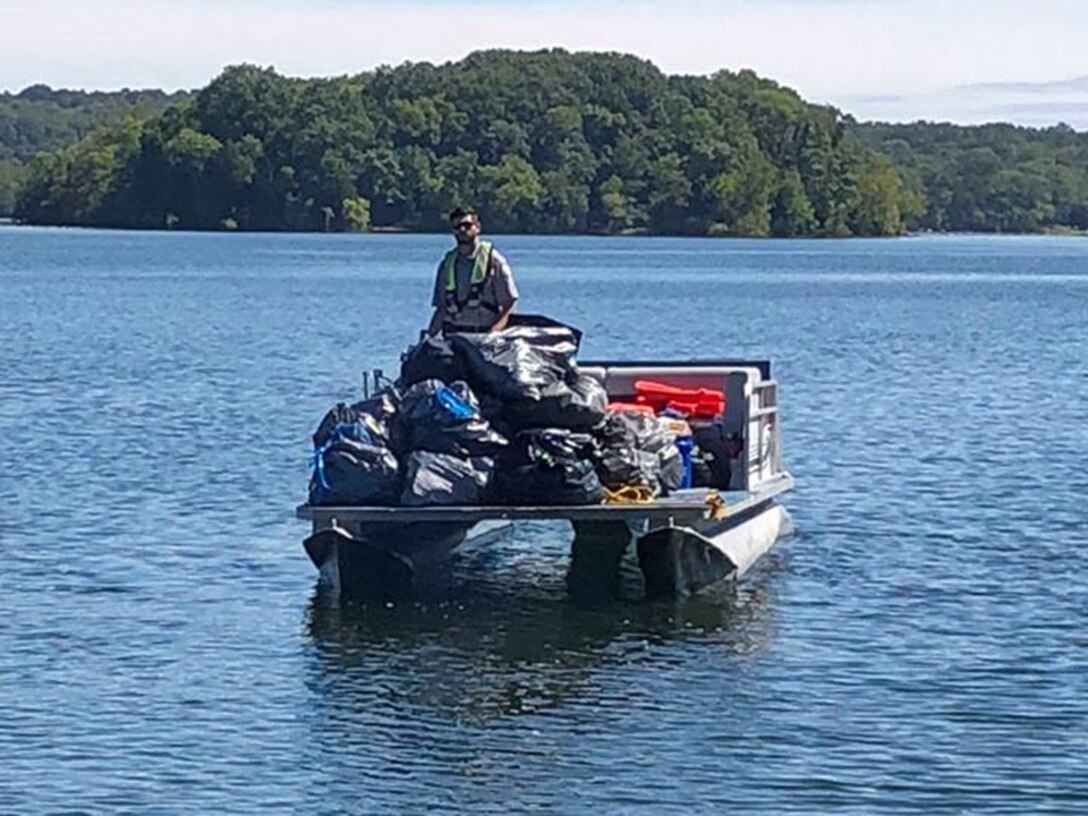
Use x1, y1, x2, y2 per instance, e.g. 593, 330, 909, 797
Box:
840, 79, 1088, 129
2, 0, 1087, 126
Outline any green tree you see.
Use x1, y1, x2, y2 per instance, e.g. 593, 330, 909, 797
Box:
705, 148, 774, 236
645, 152, 692, 232
341, 195, 371, 232
162, 127, 223, 227
479, 154, 544, 231
597, 174, 637, 232
771, 168, 816, 236
0, 159, 27, 216
850, 156, 905, 236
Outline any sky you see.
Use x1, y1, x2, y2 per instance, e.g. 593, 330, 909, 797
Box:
3, 0, 1088, 128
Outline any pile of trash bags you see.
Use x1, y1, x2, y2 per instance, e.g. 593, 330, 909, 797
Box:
308, 316, 686, 507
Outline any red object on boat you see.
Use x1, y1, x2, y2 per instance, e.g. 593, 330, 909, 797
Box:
606, 402, 656, 416
633, 380, 726, 418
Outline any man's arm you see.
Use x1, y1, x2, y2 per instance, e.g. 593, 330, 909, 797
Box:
427, 308, 444, 336
490, 303, 515, 332
427, 261, 445, 335
488, 249, 519, 332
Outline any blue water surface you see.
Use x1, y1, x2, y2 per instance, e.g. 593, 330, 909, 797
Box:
1, 228, 1086, 814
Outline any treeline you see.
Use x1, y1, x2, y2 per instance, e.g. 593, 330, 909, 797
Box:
0, 85, 188, 215
11, 51, 914, 236
8, 51, 1088, 235
849, 121, 1088, 233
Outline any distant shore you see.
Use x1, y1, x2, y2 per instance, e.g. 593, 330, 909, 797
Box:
1, 219, 1086, 239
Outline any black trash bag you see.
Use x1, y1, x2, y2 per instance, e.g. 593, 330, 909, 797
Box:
476, 390, 515, 445
309, 436, 400, 506
691, 449, 717, 490
657, 443, 684, 494
496, 429, 604, 506
503, 370, 608, 432
312, 393, 398, 452
592, 413, 661, 492
313, 401, 361, 447
690, 420, 740, 490
353, 386, 400, 422
399, 334, 467, 388
495, 314, 583, 356
448, 332, 572, 401
400, 451, 494, 507
455, 314, 583, 354
399, 379, 507, 457
475, 390, 507, 425
607, 410, 685, 495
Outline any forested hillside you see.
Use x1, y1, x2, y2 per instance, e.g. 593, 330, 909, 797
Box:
9, 51, 1088, 235
850, 121, 1088, 233
11, 51, 911, 235
0, 86, 188, 214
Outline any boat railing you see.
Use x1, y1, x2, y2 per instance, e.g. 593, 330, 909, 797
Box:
749, 379, 783, 488
578, 359, 787, 494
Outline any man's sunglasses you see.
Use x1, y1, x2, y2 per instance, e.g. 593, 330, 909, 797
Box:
453, 221, 475, 230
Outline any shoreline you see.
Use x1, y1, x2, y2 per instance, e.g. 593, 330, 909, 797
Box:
1, 220, 1084, 239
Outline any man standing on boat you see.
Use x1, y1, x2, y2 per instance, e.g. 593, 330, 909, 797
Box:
427, 207, 518, 335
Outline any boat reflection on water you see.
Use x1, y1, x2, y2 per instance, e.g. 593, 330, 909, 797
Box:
302, 548, 786, 725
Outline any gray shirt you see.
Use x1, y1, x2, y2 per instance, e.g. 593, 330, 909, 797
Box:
432, 245, 519, 313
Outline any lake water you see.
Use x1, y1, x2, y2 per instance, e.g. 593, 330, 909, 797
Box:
2, 228, 1086, 814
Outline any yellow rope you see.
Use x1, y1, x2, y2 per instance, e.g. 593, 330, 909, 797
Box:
603, 486, 729, 518
704, 490, 729, 520
603, 485, 656, 504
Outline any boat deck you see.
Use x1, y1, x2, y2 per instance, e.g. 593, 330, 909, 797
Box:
297, 473, 793, 527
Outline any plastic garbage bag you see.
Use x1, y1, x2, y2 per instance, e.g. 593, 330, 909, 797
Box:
399, 379, 508, 457
491, 314, 582, 356
604, 410, 685, 495
592, 413, 660, 492
312, 387, 402, 452
690, 420, 740, 490
475, 390, 508, 426
312, 400, 386, 449
448, 333, 569, 401
399, 334, 467, 388
309, 436, 400, 506
503, 370, 608, 432
451, 313, 582, 354
657, 443, 684, 494
400, 451, 494, 507
495, 429, 604, 506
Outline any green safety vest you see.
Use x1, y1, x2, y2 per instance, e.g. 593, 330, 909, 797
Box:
442, 241, 499, 330
443, 241, 493, 292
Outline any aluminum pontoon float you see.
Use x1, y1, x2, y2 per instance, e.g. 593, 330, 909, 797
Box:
297, 359, 793, 600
